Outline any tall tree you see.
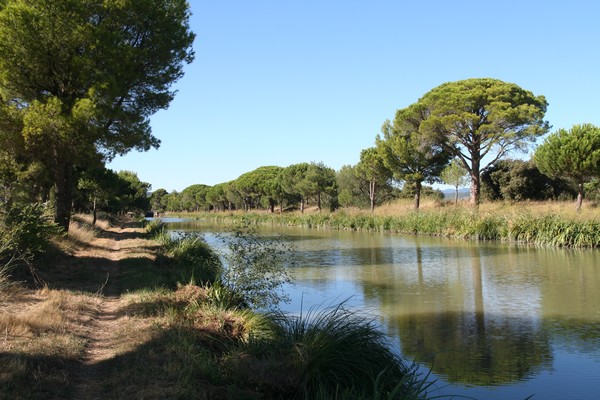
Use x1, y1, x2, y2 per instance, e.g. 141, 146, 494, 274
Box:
418, 78, 549, 206
305, 162, 337, 211
356, 147, 392, 212
280, 163, 311, 213
534, 124, 600, 211
440, 158, 469, 205
0, 0, 194, 229
150, 188, 169, 214
377, 103, 451, 210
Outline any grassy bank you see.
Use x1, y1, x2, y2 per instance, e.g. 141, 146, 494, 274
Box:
179, 200, 600, 248
1, 215, 442, 399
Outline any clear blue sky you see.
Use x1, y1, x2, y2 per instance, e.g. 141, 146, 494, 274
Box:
108, 0, 600, 192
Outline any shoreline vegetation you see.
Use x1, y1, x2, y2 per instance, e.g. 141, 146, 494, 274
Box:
168, 199, 600, 249
0, 214, 443, 400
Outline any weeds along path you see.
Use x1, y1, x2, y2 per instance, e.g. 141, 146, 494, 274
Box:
69, 221, 157, 400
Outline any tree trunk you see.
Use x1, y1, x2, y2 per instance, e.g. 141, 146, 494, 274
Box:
369, 181, 376, 213
300, 196, 304, 213
92, 196, 97, 226
414, 181, 421, 210
576, 182, 584, 212
454, 184, 459, 205
54, 159, 74, 231
317, 192, 321, 212
469, 159, 481, 207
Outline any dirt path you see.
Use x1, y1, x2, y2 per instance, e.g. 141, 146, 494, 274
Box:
69, 223, 156, 400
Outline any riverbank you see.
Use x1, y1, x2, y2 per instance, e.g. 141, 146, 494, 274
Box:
0, 215, 432, 400
173, 200, 600, 248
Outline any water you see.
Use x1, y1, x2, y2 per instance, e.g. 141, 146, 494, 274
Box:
167, 219, 600, 399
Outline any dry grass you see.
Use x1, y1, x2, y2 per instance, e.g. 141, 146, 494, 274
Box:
0, 287, 102, 398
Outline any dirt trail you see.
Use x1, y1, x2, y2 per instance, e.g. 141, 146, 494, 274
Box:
69, 224, 155, 400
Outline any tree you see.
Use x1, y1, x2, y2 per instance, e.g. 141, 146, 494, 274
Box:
206, 183, 229, 212
419, 78, 549, 206
0, 0, 195, 229
534, 124, 600, 211
356, 147, 392, 212
480, 159, 574, 202
280, 163, 311, 213
336, 165, 367, 208
440, 159, 469, 205
181, 184, 211, 212
377, 103, 451, 210
150, 189, 169, 214
110, 171, 151, 213
305, 162, 337, 211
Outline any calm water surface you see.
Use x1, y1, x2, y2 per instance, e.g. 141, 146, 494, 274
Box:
167, 219, 600, 399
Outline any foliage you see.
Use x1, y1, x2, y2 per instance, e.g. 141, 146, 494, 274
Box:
481, 159, 575, 202
145, 219, 167, 237
206, 208, 600, 248
534, 123, 600, 210
584, 178, 600, 202
0, 203, 61, 265
280, 162, 337, 212
0, 0, 195, 229
356, 147, 394, 212
418, 78, 549, 205
218, 223, 294, 309
180, 184, 211, 212
232, 166, 284, 212
158, 233, 223, 285
149, 188, 169, 213
440, 158, 469, 204
245, 303, 419, 399
377, 104, 451, 209
337, 164, 366, 208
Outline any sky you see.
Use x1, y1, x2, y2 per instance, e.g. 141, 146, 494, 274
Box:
108, 0, 600, 193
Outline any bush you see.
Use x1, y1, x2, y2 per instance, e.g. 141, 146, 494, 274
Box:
145, 218, 167, 237
158, 233, 223, 285
218, 223, 294, 309
230, 303, 427, 399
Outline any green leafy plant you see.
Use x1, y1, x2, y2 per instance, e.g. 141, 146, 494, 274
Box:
218, 223, 294, 309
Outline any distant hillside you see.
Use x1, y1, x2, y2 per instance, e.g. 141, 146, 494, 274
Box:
441, 188, 470, 199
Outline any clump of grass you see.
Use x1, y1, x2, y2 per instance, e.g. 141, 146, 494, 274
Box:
223, 303, 426, 400
145, 218, 167, 237
156, 232, 223, 285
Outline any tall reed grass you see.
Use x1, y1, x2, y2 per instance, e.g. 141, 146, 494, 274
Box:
203, 207, 599, 248
155, 232, 223, 284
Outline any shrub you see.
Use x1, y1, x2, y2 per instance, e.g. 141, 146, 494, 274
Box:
158, 233, 223, 285
232, 303, 425, 399
218, 223, 294, 309
145, 218, 167, 237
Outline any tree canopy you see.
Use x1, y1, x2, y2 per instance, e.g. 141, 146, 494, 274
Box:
377, 103, 451, 209
356, 147, 392, 212
440, 158, 469, 205
534, 124, 600, 210
0, 0, 194, 228
418, 78, 549, 205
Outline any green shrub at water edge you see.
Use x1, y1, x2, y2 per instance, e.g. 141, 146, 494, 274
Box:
145, 218, 167, 237
157, 233, 223, 285
228, 303, 428, 400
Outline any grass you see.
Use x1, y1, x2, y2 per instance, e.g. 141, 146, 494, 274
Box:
186, 199, 600, 248
0, 288, 101, 400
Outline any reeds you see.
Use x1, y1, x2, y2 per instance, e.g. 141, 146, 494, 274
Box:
204, 207, 599, 248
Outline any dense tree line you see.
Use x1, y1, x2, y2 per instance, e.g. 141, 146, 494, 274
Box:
157, 78, 598, 214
